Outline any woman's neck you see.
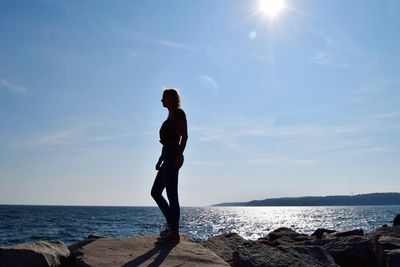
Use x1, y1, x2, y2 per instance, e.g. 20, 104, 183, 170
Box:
168, 106, 177, 117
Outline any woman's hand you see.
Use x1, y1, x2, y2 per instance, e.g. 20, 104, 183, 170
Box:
174, 154, 184, 169
156, 159, 163, 170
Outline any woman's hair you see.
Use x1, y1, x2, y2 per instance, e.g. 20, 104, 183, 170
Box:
163, 88, 181, 108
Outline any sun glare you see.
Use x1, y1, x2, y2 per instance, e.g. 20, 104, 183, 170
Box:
259, 0, 285, 18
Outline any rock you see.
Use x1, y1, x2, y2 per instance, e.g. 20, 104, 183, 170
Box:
371, 235, 400, 267
66, 235, 104, 266
394, 214, 400, 227
0, 240, 70, 267
377, 235, 400, 250
386, 249, 400, 267
201, 233, 247, 264
318, 236, 375, 267
369, 225, 400, 240
232, 241, 338, 267
87, 234, 105, 239
258, 227, 314, 245
68, 233, 229, 266
331, 229, 364, 238
311, 228, 336, 239
368, 224, 400, 266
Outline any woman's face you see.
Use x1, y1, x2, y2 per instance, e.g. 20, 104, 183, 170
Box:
161, 93, 171, 108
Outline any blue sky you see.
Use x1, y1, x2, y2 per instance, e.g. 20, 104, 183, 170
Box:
0, 0, 399, 206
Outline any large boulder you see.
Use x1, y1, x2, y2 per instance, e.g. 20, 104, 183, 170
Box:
68, 233, 229, 266
201, 233, 247, 264
312, 236, 376, 267
311, 228, 336, 239
232, 241, 338, 267
386, 249, 400, 267
258, 227, 314, 245
368, 230, 400, 267
393, 214, 400, 227
331, 229, 364, 238
377, 235, 400, 251
0, 240, 70, 267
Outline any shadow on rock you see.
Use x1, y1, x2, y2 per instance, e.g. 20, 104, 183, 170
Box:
122, 242, 178, 267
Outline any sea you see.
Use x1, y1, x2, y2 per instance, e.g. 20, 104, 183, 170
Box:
1, 205, 400, 246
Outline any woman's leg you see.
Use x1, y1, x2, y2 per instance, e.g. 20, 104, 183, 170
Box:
151, 167, 171, 225
164, 155, 183, 232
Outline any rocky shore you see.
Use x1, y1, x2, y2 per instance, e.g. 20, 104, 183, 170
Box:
1, 214, 399, 267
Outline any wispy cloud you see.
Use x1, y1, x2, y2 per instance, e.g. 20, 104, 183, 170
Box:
190, 157, 318, 166
156, 39, 197, 51
191, 112, 399, 158
308, 50, 352, 69
198, 75, 219, 92
314, 30, 336, 47
309, 28, 368, 69
13, 125, 95, 147
309, 51, 328, 64
110, 23, 199, 52
0, 79, 29, 95
193, 115, 357, 140
369, 112, 400, 119
313, 29, 365, 57
313, 138, 397, 155
11, 120, 153, 148
351, 77, 400, 104
86, 131, 152, 142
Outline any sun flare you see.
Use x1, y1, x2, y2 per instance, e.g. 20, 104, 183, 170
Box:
259, 0, 285, 18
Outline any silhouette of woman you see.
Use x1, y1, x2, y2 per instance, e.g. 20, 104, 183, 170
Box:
151, 88, 187, 242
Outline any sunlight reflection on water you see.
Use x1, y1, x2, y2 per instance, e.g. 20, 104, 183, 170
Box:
181, 206, 400, 240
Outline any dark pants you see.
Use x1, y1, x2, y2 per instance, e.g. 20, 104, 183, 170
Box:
151, 144, 183, 232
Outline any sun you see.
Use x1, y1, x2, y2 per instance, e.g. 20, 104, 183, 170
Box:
259, 0, 286, 18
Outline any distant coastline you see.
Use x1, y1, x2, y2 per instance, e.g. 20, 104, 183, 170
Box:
213, 192, 400, 206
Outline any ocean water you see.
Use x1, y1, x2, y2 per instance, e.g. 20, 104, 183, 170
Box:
1, 205, 399, 246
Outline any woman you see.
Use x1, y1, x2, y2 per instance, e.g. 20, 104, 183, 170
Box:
151, 88, 188, 242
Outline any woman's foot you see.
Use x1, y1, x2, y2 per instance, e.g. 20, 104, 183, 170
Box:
156, 230, 180, 243
159, 225, 172, 236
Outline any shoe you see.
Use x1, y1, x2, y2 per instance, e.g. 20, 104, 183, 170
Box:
156, 231, 180, 243
159, 225, 172, 236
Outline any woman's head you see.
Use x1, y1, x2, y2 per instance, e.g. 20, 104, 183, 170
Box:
161, 88, 181, 109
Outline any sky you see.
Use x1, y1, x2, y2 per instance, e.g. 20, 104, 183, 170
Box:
0, 0, 399, 206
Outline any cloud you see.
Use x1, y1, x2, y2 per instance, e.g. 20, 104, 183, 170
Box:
198, 75, 219, 92
0, 79, 29, 95
191, 115, 358, 153
314, 138, 396, 155
310, 51, 328, 64
293, 159, 318, 165
190, 157, 318, 166
14, 127, 83, 147
314, 30, 336, 47
190, 112, 399, 157
313, 29, 365, 57
12, 122, 101, 147
11, 119, 153, 148
86, 131, 151, 142
308, 50, 352, 69
109, 24, 199, 52
245, 158, 318, 166
309, 28, 369, 69
366, 112, 400, 120
156, 39, 197, 51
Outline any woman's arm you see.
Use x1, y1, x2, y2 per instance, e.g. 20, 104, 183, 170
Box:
174, 110, 187, 168
178, 116, 188, 155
